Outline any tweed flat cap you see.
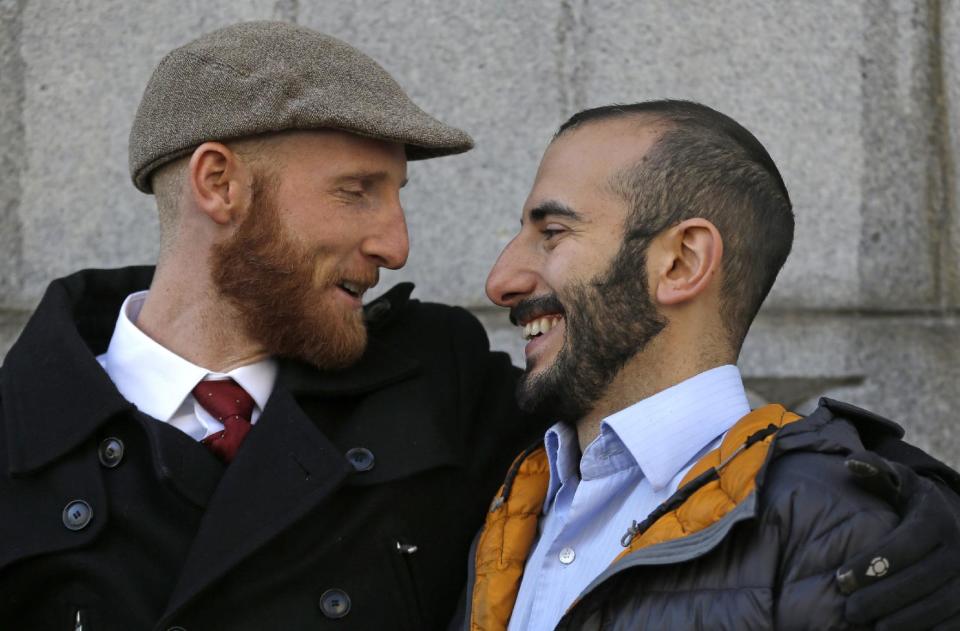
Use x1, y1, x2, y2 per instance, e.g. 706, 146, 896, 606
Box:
129, 21, 474, 193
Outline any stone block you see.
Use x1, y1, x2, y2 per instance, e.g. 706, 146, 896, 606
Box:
298, 1, 567, 308
10, 0, 282, 308
572, 0, 941, 311
742, 313, 960, 468
0, 309, 29, 361
0, 0, 26, 307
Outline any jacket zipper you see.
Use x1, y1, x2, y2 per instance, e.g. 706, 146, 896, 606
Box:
461, 528, 483, 631
74, 608, 86, 631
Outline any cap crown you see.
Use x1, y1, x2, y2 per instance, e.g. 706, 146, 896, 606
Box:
129, 21, 473, 193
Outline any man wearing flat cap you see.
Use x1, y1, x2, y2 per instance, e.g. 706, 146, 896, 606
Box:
0, 21, 538, 630
1, 20, 958, 631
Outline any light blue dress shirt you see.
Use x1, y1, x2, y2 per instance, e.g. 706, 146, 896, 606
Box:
506, 365, 751, 631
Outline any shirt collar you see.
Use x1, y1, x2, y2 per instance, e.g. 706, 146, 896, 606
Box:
543, 421, 579, 508
602, 364, 751, 491
98, 291, 277, 421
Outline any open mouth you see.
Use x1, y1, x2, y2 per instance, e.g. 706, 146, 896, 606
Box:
337, 280, 370, 300
521, 314, 564, 341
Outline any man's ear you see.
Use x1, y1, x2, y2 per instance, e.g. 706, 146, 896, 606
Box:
651, 218, 723, 306
187, 142, 253, 226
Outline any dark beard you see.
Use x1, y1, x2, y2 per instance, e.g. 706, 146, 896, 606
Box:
514, 237, 667, 422
211, 179, 368, 370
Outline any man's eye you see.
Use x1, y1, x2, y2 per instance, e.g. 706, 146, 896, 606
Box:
340, 188, 365, 197
542, 226, 565, 240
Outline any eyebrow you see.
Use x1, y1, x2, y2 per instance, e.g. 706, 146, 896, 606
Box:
525, 200, 585, 224
335, 171, 409, 188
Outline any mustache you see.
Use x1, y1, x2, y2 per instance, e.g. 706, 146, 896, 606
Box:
509, 294, 565, 326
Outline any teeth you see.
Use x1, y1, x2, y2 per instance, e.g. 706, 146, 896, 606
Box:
341, 281, 364, 297
522, 315, 562, 340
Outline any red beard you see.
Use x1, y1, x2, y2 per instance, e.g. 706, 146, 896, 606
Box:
211, 177, 369, 370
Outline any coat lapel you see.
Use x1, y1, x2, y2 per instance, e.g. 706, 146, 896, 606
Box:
162, 384, 352, 618
162, 334, 423, 618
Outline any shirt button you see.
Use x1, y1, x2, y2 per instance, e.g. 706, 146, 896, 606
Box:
62, 499, 93, 531
98, 437, 125, 468
345, 447, 375, 472
559, 546, 576, 565
319, 588, 351, 618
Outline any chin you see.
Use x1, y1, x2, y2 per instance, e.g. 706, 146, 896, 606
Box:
267, 304, 369, 370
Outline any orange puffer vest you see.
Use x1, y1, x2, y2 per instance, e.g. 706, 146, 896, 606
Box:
466, 404, 802, 631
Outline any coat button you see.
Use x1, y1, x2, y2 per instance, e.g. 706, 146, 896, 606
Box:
98, 437, 125, 468
319, 588, 351, 619
62, 500, 93, 531
345, 447, 375, 472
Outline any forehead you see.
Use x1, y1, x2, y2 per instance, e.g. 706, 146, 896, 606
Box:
265, 129, 408, 177
524, 118, 662, 219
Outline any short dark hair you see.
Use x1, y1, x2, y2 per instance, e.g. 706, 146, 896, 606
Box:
557, 100, 794, 351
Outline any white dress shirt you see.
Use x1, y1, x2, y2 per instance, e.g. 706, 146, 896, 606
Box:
96, 291, 277, 441
507, 365, 751, 631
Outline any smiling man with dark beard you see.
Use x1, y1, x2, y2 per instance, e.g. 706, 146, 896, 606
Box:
510, 230, 666, 425
459, 100, 960, 631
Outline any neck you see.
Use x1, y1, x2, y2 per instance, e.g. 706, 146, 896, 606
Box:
136, 255, 270, 372
574, 331, 733, 453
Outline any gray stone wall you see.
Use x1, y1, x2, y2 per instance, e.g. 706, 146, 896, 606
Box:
1, 1, 957, 465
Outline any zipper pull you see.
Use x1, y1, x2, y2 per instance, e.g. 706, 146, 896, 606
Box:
74, 609, 84, 631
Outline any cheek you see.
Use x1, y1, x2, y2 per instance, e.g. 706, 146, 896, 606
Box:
287, 218, 356, 255
542, 247, 607, 293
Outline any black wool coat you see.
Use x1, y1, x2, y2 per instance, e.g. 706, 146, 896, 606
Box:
0, 267, 545, 630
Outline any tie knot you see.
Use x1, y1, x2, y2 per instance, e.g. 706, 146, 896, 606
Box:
192, 378, 255, 423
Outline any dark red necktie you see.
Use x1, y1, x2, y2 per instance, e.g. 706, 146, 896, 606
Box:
192, 379, 255, 464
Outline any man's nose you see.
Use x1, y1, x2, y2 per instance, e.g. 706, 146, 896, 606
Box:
362, 198, 409, 270
485, 236, 538, 307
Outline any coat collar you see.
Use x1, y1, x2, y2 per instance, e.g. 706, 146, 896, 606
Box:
2, 268, 420, 474
2, 267, 150, 474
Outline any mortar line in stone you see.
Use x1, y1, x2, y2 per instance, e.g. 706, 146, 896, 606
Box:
570, 0, 590, 113
755, 308, 960, 320
556, 0, 591, 115
466, 305, 960, 320
928, 0, 956, 310
556, 0, 574, 114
